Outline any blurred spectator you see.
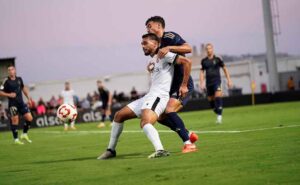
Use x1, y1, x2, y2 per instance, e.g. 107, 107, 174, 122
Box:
81, 98, 90, 110
37, 98, 46, 115
57, 95, 63, 107
91, 96, 102, 110
113, 90, 118, 100
287, 76, 295, 91
49, 95, 58, 108
86, 93, 93, 104
74, 95, 80, 108
130, 87, 139, 100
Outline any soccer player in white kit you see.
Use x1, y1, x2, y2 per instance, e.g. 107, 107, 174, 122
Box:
61, 81, 76, 130
98, 33, 191, 159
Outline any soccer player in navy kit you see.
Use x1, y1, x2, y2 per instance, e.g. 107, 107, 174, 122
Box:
200, 43, 233, 124
145, 16, 198, 153
97, 80, 113, 128
0, 65, 33, 144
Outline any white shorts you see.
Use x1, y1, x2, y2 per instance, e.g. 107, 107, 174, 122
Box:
127, 95, 169, 118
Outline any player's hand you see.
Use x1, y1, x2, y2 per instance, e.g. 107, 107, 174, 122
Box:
27, 99, 33, 107
147, 62, 155, 72
158, 47, 170, 59
179, 85, 188, 98
227, 80, 233, 89
200, 83, 206, 91
8, 92, 16, 98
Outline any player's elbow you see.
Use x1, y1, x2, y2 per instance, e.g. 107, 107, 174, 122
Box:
185, 45, 192, 53
183, 58, 192, 67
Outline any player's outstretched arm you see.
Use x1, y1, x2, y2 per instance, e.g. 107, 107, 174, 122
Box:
222, 66, 233, 88
168, 43, 192, 54
22, 86, 32, 106
199, 70, 205, 91
158, 43, 192, 59
175, 56, 192, 97
0, 91, 16, 98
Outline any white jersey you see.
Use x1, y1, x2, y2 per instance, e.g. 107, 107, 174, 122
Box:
61, 89, 75, 105
148, 52, 177, 97
127, 52, 177, 117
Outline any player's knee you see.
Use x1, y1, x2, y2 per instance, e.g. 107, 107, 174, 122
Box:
165, 105, 181, 113
113, 110, 122, 123
140, 121, 150, 128
207, 96, 214, 101
26, 115, 33, 122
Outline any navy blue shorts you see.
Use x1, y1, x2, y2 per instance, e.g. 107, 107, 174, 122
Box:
206, 83, 222, 97
170, 88, 194, 106
8, 103, 30, 116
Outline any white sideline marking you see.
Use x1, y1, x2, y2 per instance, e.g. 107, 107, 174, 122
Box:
32, 124, 300, 135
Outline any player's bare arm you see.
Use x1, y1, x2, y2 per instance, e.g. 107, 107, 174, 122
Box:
0, 91, 16, 98
158, 43, 192, 58
22, 85, 32, 106
175, 56, 192, 97
108, 92, 113, 108
199, 69, 206, 91
222, 66, 233, 88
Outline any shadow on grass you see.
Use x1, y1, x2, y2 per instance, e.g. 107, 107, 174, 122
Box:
31, 150, 182, 164
31, 156, 96, 164
31, 152, 149, 164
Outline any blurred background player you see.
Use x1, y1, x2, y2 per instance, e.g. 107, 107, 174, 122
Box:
200, 43, 233, 124
97, 80, 113, 128
146, 16, 198, 153
0, 65, 33, 144
61, 81, 76, 130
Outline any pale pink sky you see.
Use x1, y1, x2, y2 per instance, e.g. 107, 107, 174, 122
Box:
0, 0, 299, 83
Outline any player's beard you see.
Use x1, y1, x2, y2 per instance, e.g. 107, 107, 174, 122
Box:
143, 49, 151, 56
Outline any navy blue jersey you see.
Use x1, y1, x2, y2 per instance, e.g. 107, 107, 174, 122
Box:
98, 87, 109, 103
160, 31, 194, 94
0, 76, 25, 106
201, 56, 225, 86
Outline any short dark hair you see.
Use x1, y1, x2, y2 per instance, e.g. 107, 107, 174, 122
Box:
145, 16, 165, 28
142, 33, 161, 43
7, 64, 15, 68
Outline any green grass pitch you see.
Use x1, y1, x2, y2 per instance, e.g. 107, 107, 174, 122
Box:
0, 102, 299, 185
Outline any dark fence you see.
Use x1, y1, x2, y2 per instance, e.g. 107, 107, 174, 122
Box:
0, 90, 299, 131
182, 90, 300, 112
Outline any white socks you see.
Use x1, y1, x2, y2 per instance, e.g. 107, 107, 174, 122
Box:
70, 121, 75, 128
184, 140, 192, 145
107, 121, 124, 150
142, 123, 164, 151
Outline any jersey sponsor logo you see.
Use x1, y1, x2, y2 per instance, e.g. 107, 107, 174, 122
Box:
164, 32, 175, 39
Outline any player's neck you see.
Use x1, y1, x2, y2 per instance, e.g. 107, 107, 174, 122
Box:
208, 54, 214, 60
158, 30, 164, 38
151, 47, 159, 57
9, 75, 16, 80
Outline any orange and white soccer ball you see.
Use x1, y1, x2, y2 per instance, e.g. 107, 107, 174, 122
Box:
57, 104, 78, 123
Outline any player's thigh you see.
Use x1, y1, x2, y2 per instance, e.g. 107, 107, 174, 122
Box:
9, 106, 19, 125
214, 84, 223, 97
165, 98, 183, 113
140, 109, 158, 127
23, 112, 33, 122
10, 115, 19, 125
114, 106, 137, 123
